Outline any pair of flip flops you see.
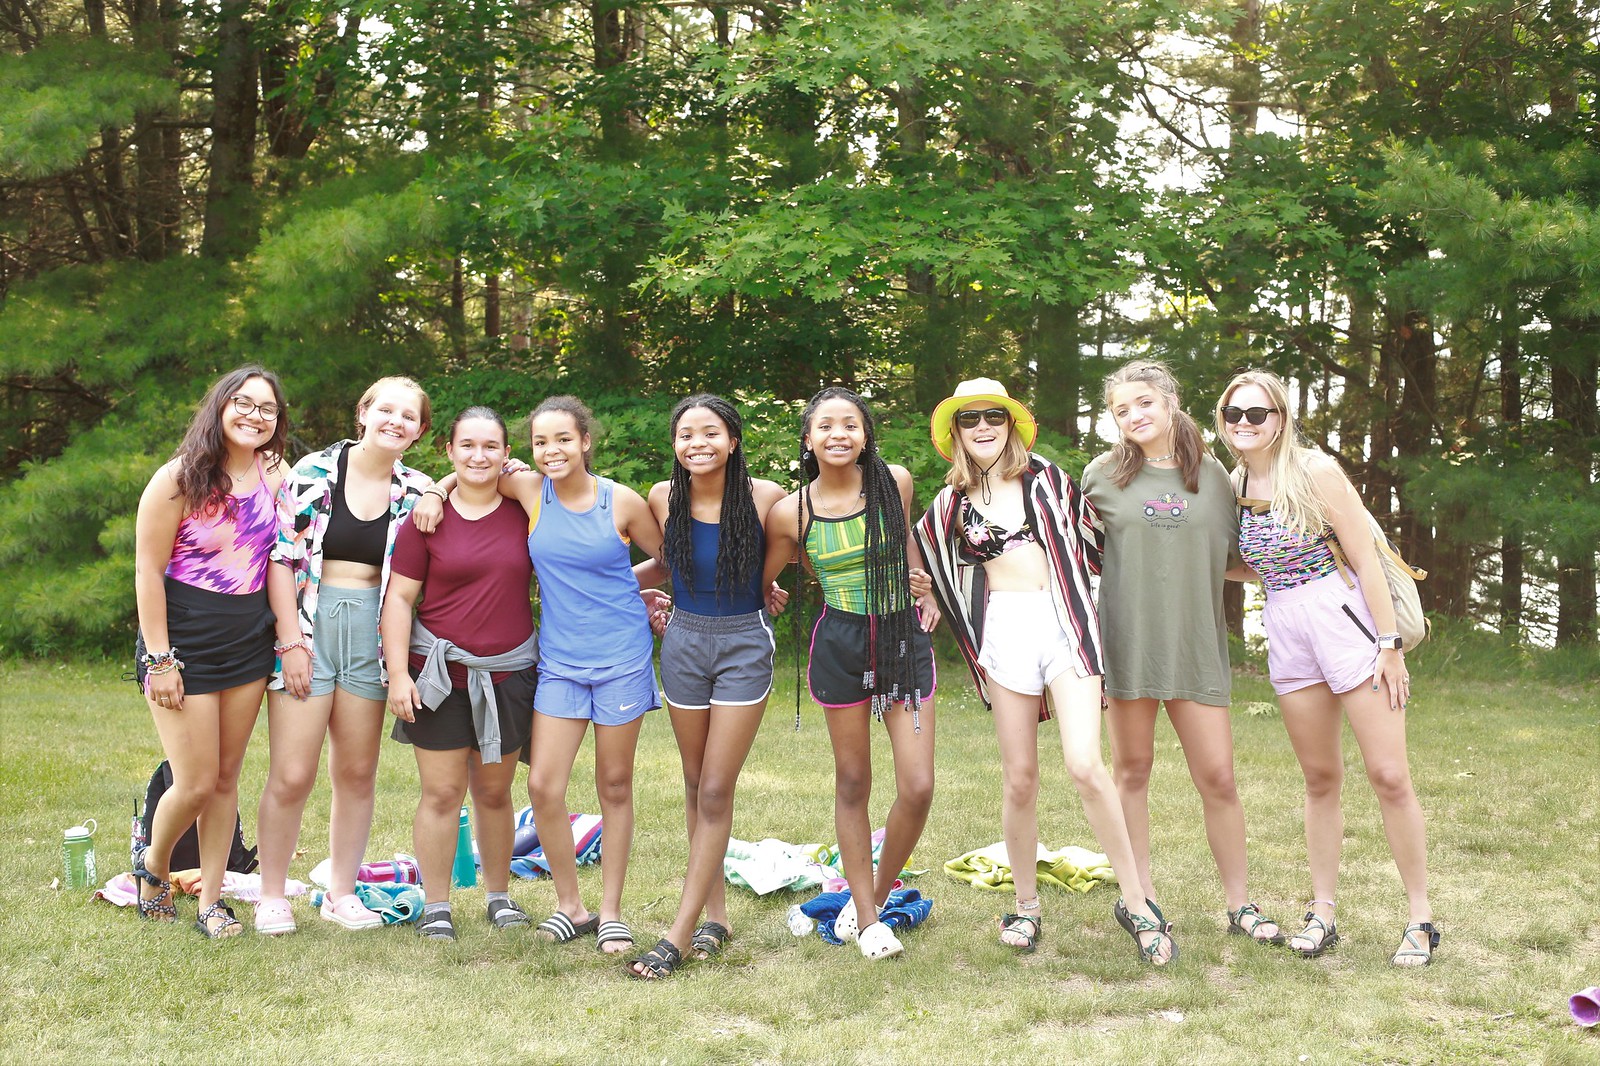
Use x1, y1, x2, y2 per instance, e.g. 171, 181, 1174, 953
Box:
536, 911, 634, 952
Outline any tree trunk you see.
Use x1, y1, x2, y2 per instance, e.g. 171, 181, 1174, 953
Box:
200, 0, 260, 259
485, 274, 501, 338
1030, 299, 1081, 437
1218, 0, 1262, 642
1498, 325, 1523, 637
1550, 315, 1598, 647
131, 0, 180, 261
1383, 307, 1448, 610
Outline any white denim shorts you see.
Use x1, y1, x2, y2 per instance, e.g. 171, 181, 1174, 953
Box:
978, 589, 1091, 696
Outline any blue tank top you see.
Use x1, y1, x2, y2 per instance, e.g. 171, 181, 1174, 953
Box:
670, 517, 764, 616
526, 475, 653, 670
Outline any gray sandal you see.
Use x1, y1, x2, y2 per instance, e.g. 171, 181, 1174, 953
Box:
487, 898, 531, 930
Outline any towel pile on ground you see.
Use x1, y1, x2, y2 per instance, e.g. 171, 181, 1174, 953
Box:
943, 841, 1115, 894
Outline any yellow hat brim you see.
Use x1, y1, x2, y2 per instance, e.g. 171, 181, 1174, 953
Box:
930, 394, 1037, 461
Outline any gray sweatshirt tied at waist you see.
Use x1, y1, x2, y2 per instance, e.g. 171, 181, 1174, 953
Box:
409, 621, 539, 764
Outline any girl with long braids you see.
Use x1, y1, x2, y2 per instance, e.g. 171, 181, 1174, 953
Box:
1081, 360, 1282, 948
133, 365, 289, 938
762, 386, 941, 962
914, 378, 1175, 965
624, 395, 788, 980
1217, 370, 1434, 965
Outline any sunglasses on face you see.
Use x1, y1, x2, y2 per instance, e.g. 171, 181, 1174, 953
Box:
955, 408, 1009, 430
1220, 405, 1278, 426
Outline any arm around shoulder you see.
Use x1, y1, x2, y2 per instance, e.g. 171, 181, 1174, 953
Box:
762, 491, 801, 588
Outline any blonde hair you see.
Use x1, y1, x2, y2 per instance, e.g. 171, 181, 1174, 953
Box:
1101, 359, 1205, 492
356, 376, 432, 435
944, 412, 1031, 491
1215, 370, 1331, 538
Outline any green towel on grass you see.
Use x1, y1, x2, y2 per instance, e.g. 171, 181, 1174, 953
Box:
944, 841, 1115, 894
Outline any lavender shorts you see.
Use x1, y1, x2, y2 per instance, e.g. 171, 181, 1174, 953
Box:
1262, 572, 1380, 696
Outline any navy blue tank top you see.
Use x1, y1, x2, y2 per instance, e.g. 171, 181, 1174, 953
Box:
670, 516, 764, 616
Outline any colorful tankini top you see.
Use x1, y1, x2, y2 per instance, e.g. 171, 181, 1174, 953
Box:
165, 455, 279, 595
1237, 502, 1338, 592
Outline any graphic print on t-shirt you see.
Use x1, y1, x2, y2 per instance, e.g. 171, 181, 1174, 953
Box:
1141, 491, 1189, 526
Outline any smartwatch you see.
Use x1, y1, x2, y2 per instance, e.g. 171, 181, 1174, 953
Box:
1376, 633, 1403, 651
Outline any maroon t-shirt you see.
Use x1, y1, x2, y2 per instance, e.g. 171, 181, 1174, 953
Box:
390, 497, 535, 688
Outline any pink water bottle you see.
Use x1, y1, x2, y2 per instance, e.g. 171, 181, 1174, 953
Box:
357, 854, 420, 884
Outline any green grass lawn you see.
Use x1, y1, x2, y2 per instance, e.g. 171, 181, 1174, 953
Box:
2, 655, 1595, 1065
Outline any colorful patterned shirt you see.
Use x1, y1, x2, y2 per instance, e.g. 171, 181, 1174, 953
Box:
164, 455, 280, 595
270, 440, 434, 683
1237, 501, 1338, 592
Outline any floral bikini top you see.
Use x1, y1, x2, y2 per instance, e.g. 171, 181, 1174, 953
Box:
957, 492, 1037, 564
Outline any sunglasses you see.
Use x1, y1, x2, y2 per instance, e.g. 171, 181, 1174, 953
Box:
1220, 405, 1278, 426
954, 407, 1010, 430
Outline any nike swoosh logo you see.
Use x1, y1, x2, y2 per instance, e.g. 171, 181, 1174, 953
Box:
619, 702, 637, 712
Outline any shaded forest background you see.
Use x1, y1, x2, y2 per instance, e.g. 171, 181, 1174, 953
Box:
1, 0, 1595, 656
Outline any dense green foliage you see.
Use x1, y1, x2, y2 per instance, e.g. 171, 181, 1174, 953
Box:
1, 0, 1595, 655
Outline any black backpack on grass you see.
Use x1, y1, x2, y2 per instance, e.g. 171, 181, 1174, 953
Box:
130, 760, 259, 874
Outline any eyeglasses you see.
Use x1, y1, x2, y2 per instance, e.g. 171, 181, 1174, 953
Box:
955, 408, 1009, 430
230, 395, 281, 420
1220, 405, 1278, 426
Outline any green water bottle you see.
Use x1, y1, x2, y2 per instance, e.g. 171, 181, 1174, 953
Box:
62, 818, 98, 890
451, 806, 477, 888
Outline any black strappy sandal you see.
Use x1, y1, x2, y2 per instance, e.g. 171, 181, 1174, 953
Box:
133, 847, 177, 922
194, 901, 242, 939
626, 938, 683, 980
690, 921, 730, 960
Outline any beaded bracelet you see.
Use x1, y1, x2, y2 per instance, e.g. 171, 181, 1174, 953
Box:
274, 638, 308, 656
422, 487, 448, 501
143, 649, 184, 674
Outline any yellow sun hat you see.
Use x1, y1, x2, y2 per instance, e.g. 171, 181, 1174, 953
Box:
930, 378, 1038, 461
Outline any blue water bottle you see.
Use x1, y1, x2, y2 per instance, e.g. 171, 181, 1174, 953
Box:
452, 806, 477, 888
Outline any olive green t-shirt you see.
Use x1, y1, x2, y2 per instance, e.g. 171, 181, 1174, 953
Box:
1081, 453, 1237, 706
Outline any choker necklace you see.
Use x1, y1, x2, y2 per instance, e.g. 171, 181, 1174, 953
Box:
1144, 451, 1175, 463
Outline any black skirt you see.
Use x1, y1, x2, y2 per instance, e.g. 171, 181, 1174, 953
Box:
136, 576, 275, 695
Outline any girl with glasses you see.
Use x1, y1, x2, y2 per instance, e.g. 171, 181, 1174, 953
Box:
1081, 360, 1282, 949
254, 377, 437, 936
132, 365, 290, 938
914, 378, 1175, 965
1217, 370, 1436, 966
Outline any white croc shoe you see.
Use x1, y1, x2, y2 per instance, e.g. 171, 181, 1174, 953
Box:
858, 921, 904, 960
834, 898, 859, 943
